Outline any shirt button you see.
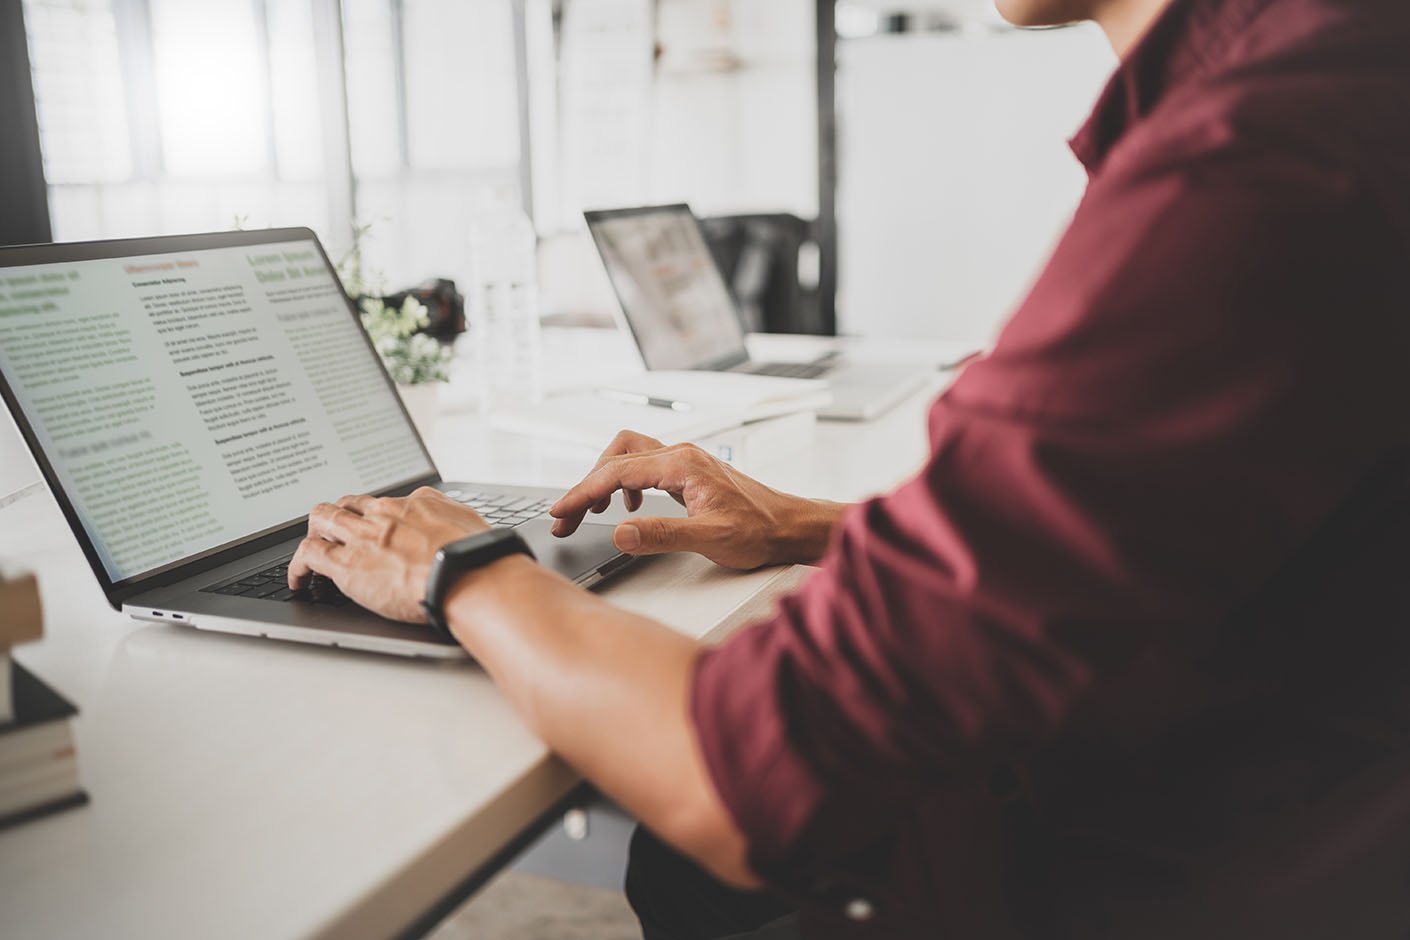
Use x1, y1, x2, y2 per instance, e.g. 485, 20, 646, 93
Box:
844, 898, 875, 922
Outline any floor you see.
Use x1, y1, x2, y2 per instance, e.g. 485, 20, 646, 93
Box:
429, 796, 642, 939
429, 871, 640, 940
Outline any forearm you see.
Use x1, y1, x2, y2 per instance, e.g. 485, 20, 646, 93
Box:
773, 496, 850, 565
445, 555, 757, 886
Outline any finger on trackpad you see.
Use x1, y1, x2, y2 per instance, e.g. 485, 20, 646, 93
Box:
515, 518, 624, 583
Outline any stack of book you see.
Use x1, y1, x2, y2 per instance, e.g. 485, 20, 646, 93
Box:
1, 568, 85, 830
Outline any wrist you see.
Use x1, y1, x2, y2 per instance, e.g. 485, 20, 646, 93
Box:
772, 497, 848, 565
422, 528, 535, 639
442, 553, 542, 649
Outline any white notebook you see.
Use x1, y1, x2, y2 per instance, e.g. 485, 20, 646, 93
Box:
597, 371, 830, 411
492, 372, 832, 449
0, 412, 38, 505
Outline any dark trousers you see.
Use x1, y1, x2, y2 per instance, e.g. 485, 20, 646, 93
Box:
625, 826, 803, 940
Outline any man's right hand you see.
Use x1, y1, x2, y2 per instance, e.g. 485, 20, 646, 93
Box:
549, 430, 848, 569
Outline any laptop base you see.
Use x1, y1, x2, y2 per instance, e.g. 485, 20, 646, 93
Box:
123, 483, 648, 660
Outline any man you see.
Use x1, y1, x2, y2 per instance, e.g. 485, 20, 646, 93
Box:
290, 0, 1410, 935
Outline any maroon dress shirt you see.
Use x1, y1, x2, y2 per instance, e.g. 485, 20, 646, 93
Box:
690, 0, 1410, 936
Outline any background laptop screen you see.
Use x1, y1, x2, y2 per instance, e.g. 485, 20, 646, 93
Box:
0, 237, 434, 583
587, 206, 747, 370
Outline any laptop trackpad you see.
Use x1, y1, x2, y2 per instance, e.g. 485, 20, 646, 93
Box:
514, 518, 623, 583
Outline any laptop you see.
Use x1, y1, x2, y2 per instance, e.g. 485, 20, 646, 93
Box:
584, 204, 934, 420
0, 227, 643, 659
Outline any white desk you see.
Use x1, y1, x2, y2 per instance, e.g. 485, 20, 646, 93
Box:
0, 330, 953, 939
431, 329, 953, 504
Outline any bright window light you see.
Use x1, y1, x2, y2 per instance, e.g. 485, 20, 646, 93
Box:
23, 0, 133, 184
836, 4, 880, 39
149, 0, 268, 177
267, 0, 323, 180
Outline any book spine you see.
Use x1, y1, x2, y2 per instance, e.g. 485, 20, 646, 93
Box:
0, 571, 43, 648
0, 650, 10, 725
0, 790, 89, 833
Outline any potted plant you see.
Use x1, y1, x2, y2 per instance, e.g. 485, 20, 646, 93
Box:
336, 225, 452, 436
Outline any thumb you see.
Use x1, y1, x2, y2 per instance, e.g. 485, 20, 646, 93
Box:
614, 516, 699, 555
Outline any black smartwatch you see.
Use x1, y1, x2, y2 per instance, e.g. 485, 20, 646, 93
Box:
421, 528, 535, 639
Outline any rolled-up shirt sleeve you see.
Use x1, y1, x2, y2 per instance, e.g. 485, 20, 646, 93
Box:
689, 141, 1400, 915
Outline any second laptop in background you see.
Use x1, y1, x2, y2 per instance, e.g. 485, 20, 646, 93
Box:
584, 203, 937, 421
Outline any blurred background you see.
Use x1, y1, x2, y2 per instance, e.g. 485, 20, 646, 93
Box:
0, 2, 1122, 931
7, 0, 1113, 347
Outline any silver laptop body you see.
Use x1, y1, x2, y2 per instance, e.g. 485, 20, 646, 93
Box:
0, 228, 642, 659
583, 204, 933, 421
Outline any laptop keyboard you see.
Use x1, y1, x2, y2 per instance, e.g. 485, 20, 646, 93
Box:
202, 490, 552, 604
739, 360, 832, 380
441, 490, 554, 527
204, 560, 346, 604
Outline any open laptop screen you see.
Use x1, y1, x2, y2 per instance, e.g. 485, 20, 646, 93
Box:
0, 233, 434, 584
585, 205, 748, 371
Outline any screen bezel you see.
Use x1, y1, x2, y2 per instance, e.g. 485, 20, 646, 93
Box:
0, 227, 442, 608
582, 204, 752, 372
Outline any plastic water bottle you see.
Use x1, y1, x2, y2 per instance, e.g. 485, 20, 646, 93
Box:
467, 191, 542, 412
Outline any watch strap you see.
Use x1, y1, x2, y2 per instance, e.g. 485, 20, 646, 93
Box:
422, 528, 535, 639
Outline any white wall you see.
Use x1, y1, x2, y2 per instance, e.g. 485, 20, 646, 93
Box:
836, 24, 1114, 342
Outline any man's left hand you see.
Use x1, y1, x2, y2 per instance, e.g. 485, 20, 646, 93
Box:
288, 486, 489, 623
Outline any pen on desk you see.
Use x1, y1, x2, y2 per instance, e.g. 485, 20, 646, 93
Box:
938, 350, 983, 372
596, 389, 694, 412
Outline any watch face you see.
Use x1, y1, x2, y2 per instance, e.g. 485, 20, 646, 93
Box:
449, 530, 502, 558
443, 529, 518, 568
